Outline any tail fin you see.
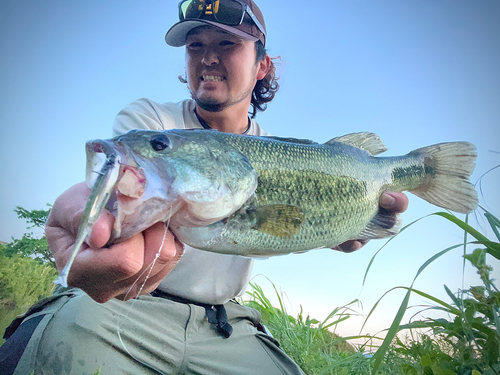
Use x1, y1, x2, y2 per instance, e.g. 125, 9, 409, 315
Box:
410, 142, 478, 214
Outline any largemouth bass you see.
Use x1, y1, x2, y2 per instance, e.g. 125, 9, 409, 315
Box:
56, 130, 478, 286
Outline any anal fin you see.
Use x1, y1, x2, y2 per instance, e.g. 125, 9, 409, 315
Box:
357, 209, 402, 240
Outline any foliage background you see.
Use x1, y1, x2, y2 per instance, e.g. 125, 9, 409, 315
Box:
0, 207, 56, 346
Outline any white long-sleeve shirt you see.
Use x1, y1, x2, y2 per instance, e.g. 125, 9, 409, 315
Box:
113, 98, 270, 305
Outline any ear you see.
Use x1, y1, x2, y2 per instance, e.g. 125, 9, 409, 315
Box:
256, 55, 271, 81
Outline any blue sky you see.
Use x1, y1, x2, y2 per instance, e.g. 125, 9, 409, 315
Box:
1, 0, 499, 339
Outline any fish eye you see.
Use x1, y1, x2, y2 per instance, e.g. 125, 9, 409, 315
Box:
150, 134, 171, 152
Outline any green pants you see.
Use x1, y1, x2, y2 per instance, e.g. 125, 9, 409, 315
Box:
2, 288, 305, 375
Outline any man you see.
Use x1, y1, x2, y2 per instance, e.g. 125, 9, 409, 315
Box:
0, 1, 408, 374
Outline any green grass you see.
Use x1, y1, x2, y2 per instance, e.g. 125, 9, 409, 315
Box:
0, 254, 58, 345
367, 208, 500, 375
242, 282, 362, 374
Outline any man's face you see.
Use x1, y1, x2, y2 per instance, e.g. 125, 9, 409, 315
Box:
185, 26, 262, 112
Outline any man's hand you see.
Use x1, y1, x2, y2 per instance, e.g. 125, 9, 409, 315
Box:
334, 192, 409, 253
46, 182, 184, 303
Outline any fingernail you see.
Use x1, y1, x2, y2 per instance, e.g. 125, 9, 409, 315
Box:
380, 193, 395, 208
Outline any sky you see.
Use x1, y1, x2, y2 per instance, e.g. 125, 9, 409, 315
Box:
1, 0, 499, 342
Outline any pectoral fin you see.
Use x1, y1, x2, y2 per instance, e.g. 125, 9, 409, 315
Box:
357, 209, 402, 240
249, 205, 305, 238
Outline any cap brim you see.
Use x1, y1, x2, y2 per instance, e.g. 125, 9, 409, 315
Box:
165, 19, 259, 47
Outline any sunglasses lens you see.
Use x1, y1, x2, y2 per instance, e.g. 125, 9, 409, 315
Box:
213, 0, 244, 26
179, 0, 244, 26
179, 0, 204, 21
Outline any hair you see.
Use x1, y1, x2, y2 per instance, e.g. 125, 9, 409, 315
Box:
178, 40, 280, 119
250, 41, 280, 119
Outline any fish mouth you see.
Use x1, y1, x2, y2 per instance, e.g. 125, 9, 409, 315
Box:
116, 165, 146, 201
86, 141, 115, 190
85, 139, 153, 243
84, 135, 182, 244
85, 139, 147, 209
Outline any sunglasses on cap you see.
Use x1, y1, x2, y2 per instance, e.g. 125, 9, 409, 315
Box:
178, 0, 266, 39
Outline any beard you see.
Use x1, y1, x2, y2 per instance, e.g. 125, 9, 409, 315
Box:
192, 95, 226, 112
188, 79, 256, 113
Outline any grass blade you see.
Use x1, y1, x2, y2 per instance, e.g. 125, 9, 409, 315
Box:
371, 238, 468, 372
409, 287, 462, 316
360, 286, 402, 334
372, 287, 412, 372
483, 209, 500, 242
414, 243, 463, 279
433, 212, 489, 243
362, 215, 431, 286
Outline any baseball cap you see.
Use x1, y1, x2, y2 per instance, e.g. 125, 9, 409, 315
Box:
165, 0, 266, 47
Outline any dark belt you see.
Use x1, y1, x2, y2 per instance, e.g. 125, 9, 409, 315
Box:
150, 289, 233, 338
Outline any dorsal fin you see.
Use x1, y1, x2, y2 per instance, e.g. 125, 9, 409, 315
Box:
326, 132, 388, 155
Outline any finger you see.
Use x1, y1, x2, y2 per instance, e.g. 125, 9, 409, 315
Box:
117, 223, 185, 299
379, 192, 409, 213
334, 239, 368, 253
87, 210, 115, 249
71, 233, 147, 303
141, 231, 184, 287
46, 182, 115, 273
46, 183, 91, 235
143, 222, 182, 262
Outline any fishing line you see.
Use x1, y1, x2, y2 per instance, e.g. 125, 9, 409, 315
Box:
115, 206, 173, 371
123, 219, 171, 301
116, 223, 167, 357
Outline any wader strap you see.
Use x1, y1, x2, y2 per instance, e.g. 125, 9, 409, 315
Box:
203, 305, 233, 339
0, 315, 44, 375
151, 289, 233, 338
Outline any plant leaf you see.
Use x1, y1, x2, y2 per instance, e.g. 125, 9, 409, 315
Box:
443, 285, 462, 309
410, 287, 462, 316
483, 207, 500, 242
